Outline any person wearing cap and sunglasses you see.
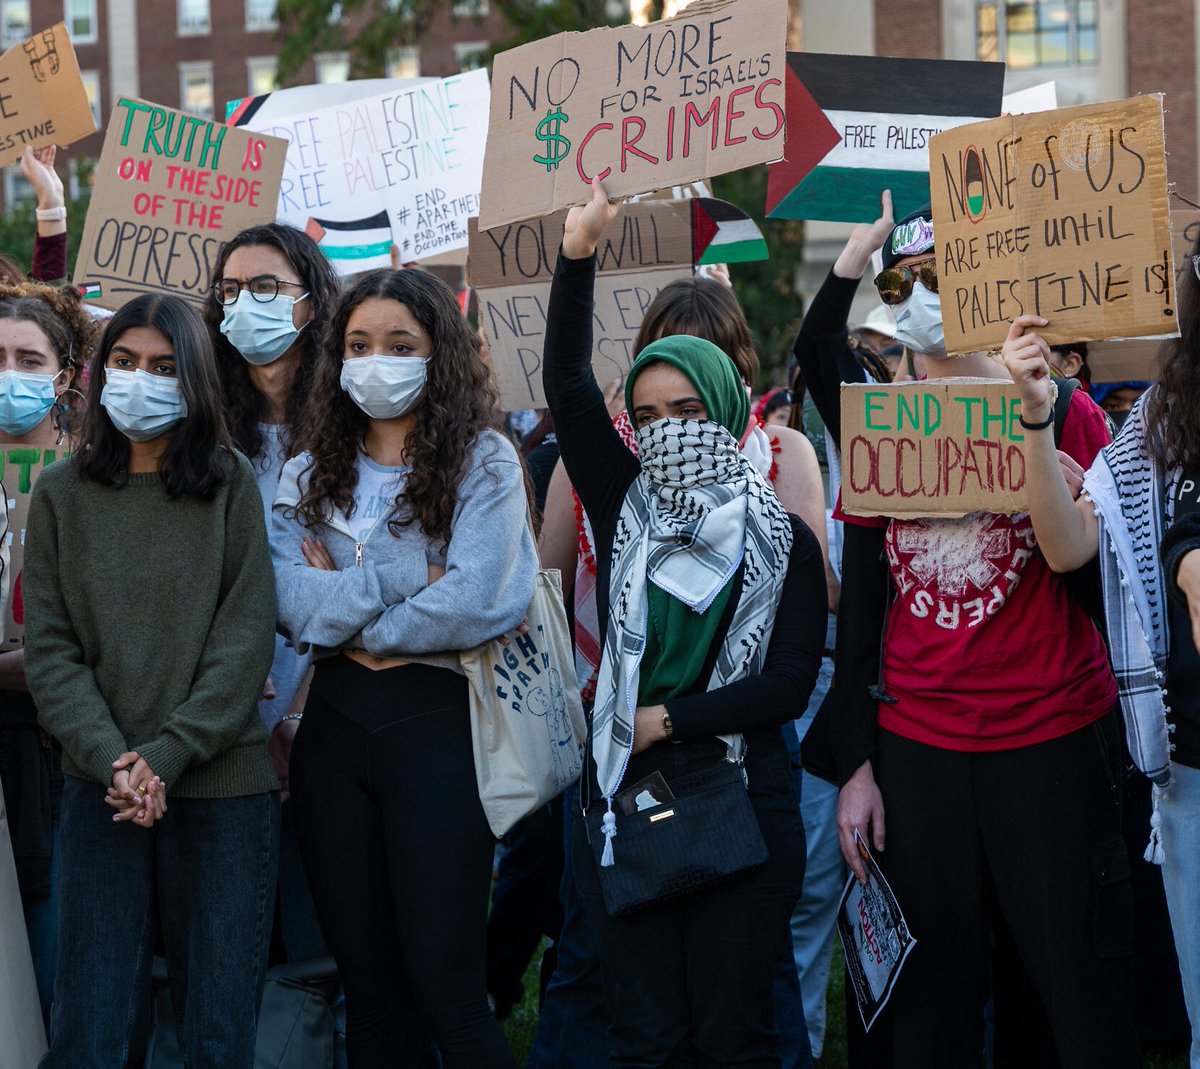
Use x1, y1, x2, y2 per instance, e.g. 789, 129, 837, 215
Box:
801, 192, 1138, 1068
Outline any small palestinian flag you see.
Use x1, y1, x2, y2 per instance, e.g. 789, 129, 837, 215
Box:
766, 53, 1005, 224
305, 211, 394, 271
691, 199, 768, 265
78, 282, 102, 300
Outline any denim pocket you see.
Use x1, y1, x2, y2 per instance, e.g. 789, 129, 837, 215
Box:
1092, 838, 1135, 960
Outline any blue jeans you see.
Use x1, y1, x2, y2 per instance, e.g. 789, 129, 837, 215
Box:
1158, 762, 1200, 1068
22, 760, 61, 1032
789, 623, 841, 1060
43, 777, 279, 1069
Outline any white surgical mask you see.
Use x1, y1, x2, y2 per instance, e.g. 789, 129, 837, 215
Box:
100, 368, 188, 442
0, 369, 61, 436
340, 355, 428, 419
219, 291, 308, 366
892, 282, 948, 359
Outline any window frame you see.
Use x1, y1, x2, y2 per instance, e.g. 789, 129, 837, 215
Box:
178, 60, 215, 120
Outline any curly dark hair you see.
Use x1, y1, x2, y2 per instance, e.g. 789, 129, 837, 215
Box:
75, 294, 235, 500
1147, 234, 1200, 470
633, 277, 760, 385
0, 281, 100, 431
293, 268, 502, 546
203, 224, 341, 462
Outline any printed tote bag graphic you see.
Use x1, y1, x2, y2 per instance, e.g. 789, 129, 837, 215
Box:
461, 568, 586, 837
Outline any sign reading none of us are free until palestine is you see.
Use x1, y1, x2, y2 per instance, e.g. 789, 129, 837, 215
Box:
477, 0, 787, 230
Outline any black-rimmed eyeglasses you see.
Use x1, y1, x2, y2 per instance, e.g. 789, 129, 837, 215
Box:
212, 276, 306, 305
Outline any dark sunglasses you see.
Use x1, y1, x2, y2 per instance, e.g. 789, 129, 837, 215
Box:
873, 258, 938, 306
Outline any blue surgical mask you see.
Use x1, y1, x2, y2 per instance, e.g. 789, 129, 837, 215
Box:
340, 355, 428, 419
219, 291, 309, 366
0, 369, 60, 436
100, 369, 188, 442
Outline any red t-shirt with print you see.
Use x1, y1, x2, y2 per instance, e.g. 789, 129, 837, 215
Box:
875, 389, 1116, 751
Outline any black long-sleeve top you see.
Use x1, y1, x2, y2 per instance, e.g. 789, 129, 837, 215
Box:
543, 250, 827, 747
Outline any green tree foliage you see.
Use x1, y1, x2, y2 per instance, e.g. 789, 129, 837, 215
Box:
0, 186, 91, 284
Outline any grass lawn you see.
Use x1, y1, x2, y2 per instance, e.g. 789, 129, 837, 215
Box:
503, 940, 1191, 1068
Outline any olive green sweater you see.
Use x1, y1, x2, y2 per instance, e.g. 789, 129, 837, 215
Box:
24, 455, 277, 797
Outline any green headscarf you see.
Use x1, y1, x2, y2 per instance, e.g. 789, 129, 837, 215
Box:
625, 335, 750, 441
625, 334, 751, 706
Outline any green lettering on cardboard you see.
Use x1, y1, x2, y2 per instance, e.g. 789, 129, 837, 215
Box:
864, 391, 890, 431
198, 122, 226, 169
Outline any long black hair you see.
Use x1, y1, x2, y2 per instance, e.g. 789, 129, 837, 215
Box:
203, 224, 341, 461
1146, 235, 1200, 470
75, 294, 235, 499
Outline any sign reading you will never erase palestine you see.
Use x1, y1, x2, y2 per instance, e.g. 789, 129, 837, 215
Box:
0, 23, 97, 168
929, 95, 1177, 354
477, 0, 786, 231
74, 98, 287, 310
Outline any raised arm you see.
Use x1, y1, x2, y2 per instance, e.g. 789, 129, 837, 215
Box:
1002, 315, 1100, 571
543, 179, 641, 526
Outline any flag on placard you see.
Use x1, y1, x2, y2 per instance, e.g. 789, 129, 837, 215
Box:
304, 211, 394, 269
692, 199, 768, 265
766, 54, 1006, 224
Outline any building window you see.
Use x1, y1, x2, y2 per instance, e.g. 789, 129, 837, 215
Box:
245, 0, 276, 30
977, 1, 1097, 69
4, 168, 36, 209
177, 0, 210, 34
2, 0, 30, 46
81, 69, 101, 126
452, 0, 488, 16
247, 57, 276, 96
63, 0, 97, 42
179, 61, 214, 119
388, 46, 420, 79
454, 41, 487, 71
315, 52, 349, 83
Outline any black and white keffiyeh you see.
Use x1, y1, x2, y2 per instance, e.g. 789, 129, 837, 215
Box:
591, 419, 793, 864
1083, 391, 1176, 813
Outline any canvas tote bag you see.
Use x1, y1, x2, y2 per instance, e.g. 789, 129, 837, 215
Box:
460, 568, 587, 837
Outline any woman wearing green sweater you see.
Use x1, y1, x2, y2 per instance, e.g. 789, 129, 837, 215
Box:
23, 293, 279, 1069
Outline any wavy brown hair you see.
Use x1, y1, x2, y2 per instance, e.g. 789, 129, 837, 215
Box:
633, 276, 760, 385
293, 268, 502, 545
1146, 236, 1200, 470
203, 224, 341, 462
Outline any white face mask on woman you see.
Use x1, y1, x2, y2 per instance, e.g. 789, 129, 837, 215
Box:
219, 291, 308, 366
892, 282, 949, 359
340, 355, 429, 419
100, 368, 188, 442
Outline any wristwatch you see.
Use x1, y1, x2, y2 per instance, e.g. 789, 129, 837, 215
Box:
661, 709, 677, 743
36, 206, 66, 221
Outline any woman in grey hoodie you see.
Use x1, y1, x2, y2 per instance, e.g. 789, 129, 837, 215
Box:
270, 267, 537, 1069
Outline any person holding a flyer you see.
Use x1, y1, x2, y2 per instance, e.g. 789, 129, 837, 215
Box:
832, 199, 1139, 1068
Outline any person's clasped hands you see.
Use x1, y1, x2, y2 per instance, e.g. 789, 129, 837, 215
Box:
106, 751, 168, 829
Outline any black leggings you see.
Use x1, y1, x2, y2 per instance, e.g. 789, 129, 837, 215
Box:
289, 660, 516, 1069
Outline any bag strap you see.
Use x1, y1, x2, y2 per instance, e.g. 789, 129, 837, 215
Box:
1052, 377, 1079, 449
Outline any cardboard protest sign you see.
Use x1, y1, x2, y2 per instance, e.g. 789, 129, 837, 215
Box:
0, 23, 97, 167
73, 98, 287, 310
1088, 339, 1159, 383
470, 197, 764, 410
2, 447, 67, 647
929, 95, 1177, 354
840, 379, 1030, 518
230, 71, 490, 272
837, 832, 918, 1033
765, 53, 1005, 224
478, 0, 786, 231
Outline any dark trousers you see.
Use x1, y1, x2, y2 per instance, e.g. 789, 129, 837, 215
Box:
290, 663, 516, 1069
873, 717, 1140, 1069
44, 776, 279, 1069
573, 735, 805, 1069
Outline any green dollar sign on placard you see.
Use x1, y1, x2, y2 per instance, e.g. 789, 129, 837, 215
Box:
533, 108, 571, 172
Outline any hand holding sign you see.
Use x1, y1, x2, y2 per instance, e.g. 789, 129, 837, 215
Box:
563, 178, 621, 260
835, 188, 894, 279
1000, 314, 1053, 422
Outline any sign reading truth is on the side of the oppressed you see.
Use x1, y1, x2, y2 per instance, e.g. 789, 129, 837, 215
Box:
840, 380, 1031, 518
477, 0, 786, 230
74, 98, 287, 310
0, 23, 97, 167
929, 95, 1178, 354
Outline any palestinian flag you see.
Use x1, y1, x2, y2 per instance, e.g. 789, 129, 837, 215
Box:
766, 53, 1005, 224
692, 199, 768, 265
304, 211, 394, 270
